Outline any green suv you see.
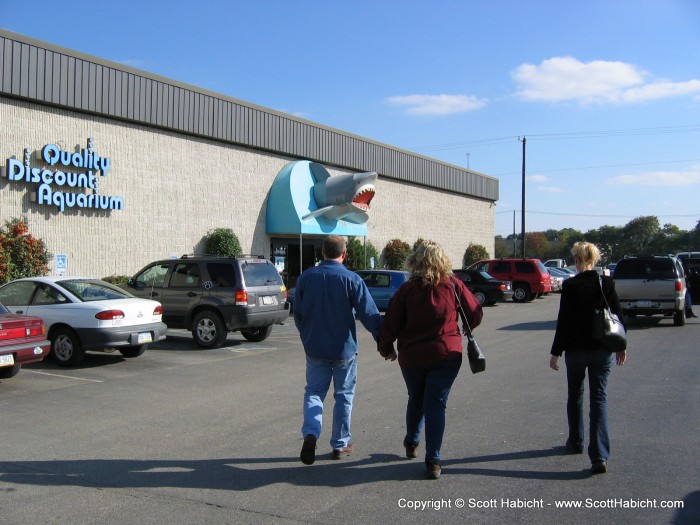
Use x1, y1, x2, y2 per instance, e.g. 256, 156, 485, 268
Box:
123, 255, 289, 347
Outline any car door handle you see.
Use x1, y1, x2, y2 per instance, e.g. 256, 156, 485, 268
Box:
15, 310, 24, 314
150, 292, 159, 298
187, 292, 197, 297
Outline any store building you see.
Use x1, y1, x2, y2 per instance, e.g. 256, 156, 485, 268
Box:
0, 29, 499, 285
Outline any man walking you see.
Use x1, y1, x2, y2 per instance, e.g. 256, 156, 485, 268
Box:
294, 235, 382, 465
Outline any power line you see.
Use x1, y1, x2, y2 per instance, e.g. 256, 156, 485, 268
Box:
495, 209, 699, 219
491, 158, 700, 177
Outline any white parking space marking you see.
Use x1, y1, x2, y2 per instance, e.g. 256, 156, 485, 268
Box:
24, 370, 104, 382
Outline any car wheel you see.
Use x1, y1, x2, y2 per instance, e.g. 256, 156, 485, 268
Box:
241, 325, 273, 342
119, 345, 147, 358
192, 310, 227, 348
512, 284, 531, 303
0, 364, 21, 379
674, 309, 686, 326
473, 292, 486, 305
50, 327, 85, 366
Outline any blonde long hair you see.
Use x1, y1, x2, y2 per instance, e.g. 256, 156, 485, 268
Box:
406, 240, 453, 287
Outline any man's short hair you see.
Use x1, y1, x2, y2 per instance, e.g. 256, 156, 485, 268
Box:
323, 235, 346, 259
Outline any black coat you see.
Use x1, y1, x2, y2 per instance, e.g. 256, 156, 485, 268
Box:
550, 270, 624, 356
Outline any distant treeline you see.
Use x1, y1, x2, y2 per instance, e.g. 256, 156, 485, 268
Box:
495, 216, 700, 265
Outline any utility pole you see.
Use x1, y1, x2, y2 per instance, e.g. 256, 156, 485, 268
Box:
519, 136, 526, 258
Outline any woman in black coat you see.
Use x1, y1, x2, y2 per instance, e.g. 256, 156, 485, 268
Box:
550, 242, 627, 475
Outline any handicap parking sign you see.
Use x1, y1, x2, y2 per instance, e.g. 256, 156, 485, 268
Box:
56, 254, 67, 275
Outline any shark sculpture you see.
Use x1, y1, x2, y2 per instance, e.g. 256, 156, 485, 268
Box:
266, 160, 378, 236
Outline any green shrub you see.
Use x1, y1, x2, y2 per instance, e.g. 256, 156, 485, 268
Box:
206, 228, 242, 257
463, 243, 490, 268
346, 237, 381, 270
383, 239, 411, 270
0, 217, 50, 284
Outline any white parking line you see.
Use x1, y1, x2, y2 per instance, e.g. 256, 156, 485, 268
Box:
24, 370, 104, 382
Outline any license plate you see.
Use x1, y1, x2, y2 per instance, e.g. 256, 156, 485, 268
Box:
262, 296, 274, 305
637, 300, 652, 308
0, 354, 14, 367
137, 332, 153, 344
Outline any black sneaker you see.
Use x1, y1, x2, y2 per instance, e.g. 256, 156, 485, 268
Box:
591, 460, 608, 474
425, 460, 441, 480
565, 440, 584, 454
404, 439, 418, 459
300, 435, 317, 465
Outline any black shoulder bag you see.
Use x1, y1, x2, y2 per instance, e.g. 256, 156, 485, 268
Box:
592, 276, 627, 352
451, 279, 485, 373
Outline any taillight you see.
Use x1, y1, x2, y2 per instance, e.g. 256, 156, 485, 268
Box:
153, 305, 163, 315
675, 280, 683, 292
26, 320, 46, 337
499, 284, 506, 291
95, 310, 125, 320
235, 289, 248, 305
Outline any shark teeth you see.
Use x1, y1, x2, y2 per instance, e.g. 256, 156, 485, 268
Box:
352, 187, 375, 209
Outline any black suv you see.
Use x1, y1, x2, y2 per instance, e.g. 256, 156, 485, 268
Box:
123, 255, 289, 347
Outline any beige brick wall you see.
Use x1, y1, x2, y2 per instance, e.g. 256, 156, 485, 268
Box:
1, 98, 494, 278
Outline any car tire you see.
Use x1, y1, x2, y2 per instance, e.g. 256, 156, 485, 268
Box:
0, 364, 21, 379
512, 284, 531, 303
241, 325, 273, 342
473, 292, 486, 305
674, 309, 686, 326
50, 327, 85, 367
119, 345, 147, 358
192, 310, 227, 348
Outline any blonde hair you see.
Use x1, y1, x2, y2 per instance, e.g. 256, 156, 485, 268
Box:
406, 240, 453, 287
571, 241, 601, 267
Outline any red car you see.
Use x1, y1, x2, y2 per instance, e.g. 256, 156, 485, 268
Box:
0, 303, 51, 380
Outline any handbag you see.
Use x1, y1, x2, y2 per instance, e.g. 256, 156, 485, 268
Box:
451, 280, 485, 373
592, 277, 627, 353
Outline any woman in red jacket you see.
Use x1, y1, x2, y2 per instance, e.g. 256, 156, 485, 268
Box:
379, 240, 482, 479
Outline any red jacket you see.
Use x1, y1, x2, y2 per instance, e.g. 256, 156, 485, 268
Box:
379, 277, 483, 368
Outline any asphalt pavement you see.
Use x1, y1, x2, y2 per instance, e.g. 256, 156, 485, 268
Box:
1, 295, 698, 525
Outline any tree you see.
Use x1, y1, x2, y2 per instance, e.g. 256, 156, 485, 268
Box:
206, 228, 242, 257
346, 237, 380, 270
0, 217, 50, 284
494, 235, 512, 258
524, 232, 549, 259
463, 243, 489, 268
620, 216, 660, 255
382, 239, 411, 270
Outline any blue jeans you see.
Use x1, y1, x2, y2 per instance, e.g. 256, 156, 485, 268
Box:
302, 354, 357, 450
401, 358, 462, 463
565, 351, 614, 463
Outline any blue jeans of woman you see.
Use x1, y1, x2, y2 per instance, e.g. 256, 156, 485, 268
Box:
401, 357, 462, 463
302, 354, 357, 450
565, 350, 614, 463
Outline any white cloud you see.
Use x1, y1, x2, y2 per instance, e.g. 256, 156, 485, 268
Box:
512, 56, 700, 105
609, 166, 700, 186
527, 175, 548, 183
387, 94, 488, 115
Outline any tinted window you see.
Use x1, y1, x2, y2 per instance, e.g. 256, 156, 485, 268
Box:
169, 263, 201, 287
58, 279, 133, 301
32, 284, 69, 305
472, 262, 489, 272
492, 261, 511, 273
514, 261, 536, 273
207, 263, 237, 288
614, 259, 676, 279
0, 281, 38, 306
241, 261, 283, 287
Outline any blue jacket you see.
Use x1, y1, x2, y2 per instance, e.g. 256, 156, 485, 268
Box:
293, 260, 382, 361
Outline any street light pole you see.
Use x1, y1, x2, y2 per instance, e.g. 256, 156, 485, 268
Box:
519, 136, 526, 258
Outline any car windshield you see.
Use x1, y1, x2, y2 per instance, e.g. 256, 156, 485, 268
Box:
57, 279, 134, 302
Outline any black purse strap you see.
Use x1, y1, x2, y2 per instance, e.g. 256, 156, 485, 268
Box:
598, 275, 612, 310
451, 278, 474, 340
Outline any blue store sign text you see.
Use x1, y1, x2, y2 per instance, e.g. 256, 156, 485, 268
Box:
3, 138, 124, 213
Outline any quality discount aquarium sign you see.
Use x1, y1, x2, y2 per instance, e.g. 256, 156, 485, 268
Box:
3, 138, 124, 213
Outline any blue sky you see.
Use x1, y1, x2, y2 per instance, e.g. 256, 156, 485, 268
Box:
3, 0, 700, 237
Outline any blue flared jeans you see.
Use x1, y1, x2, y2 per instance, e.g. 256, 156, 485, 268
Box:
302, 354, 357, 450
565, 350, 614, 463
401, 357, 462, 463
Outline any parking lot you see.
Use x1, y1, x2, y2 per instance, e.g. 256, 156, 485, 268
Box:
2, 295, 698, 525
